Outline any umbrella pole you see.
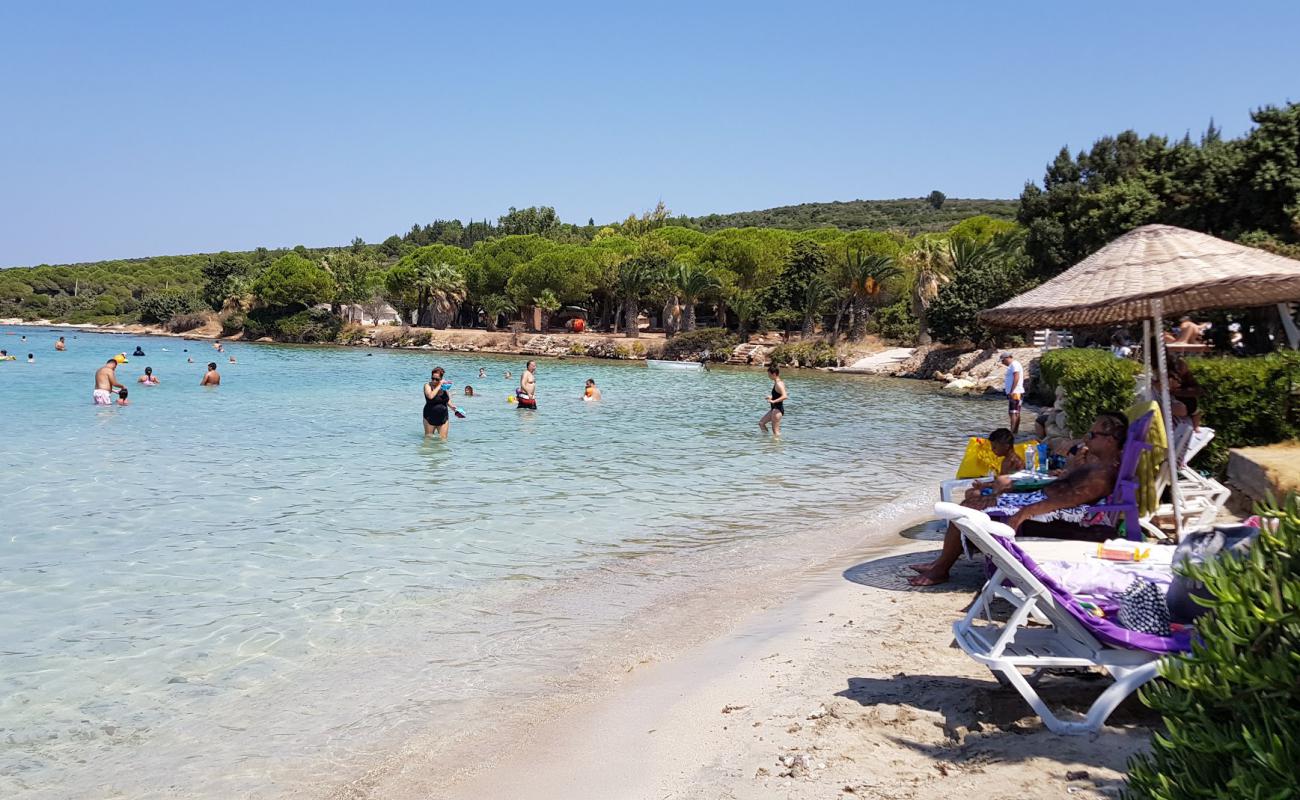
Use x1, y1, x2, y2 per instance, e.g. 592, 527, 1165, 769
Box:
1152, 301, 1184, 539
1142, 320, 1152, 396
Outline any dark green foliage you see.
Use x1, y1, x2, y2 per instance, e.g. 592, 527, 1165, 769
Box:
660, 327, 738, 362
164, 312, 209, 333
926, 190, 946, 210
1124, 493, 1300, 800
1037, 349, 1140, 435
763, 238, 827, 320
221, 314, 246, 337
925, 235, 1030, 345
1019, 103, 1300, 279
242, 307, 341, 343
875, 298, 918, 343
253, 254, 336, 309
688, 198, 1015, 234
1187, 353, 1300, 473
138, 291, 205, 324
767, 341, 838, 368
201, 252, 252, 309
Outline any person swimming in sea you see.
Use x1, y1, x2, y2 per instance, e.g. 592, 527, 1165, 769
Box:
583, 378, 601, 401
200, 362, 221, 386
478, 368, 487, 379
138, 366, 160, 385
55, 336, 66, 351
117, 388, 130, 406
422, 367, 457, 439
759, 365, 787, 437
464, 385, 475, 397
27, 353, 34, 363
132, 346, 146, 357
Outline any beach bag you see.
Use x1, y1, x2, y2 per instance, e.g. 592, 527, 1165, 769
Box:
955, 438, 1040, 479
1117, 578, 1171, 636
1166, 524, 1259, 624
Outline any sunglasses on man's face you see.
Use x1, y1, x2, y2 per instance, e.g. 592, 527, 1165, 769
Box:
1086, 430, 1118, 440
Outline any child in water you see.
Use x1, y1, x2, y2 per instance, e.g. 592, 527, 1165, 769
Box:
117, 388, 130, 406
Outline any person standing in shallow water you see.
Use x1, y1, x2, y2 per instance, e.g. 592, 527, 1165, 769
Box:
423, 367, 456, 439
759, 365, 787, 437
200, 362, 221, 386
93, 357, 126, 405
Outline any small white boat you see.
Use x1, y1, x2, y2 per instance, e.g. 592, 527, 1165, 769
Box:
645, 359, 705, 371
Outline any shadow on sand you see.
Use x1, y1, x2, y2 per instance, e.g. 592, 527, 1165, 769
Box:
836, 673, 1158, 794
842, 549, 987, 593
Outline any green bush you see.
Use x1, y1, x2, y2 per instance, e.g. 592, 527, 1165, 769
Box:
1124, 493, 1300, 800
768, 341, 838, 368
875, 298, 917, 343
221, 314, 246, 337
1187, 353, 1300, 473
662, 327, 738, 362
927, 262, 1024, 344
273, 308, 343, 343
1038, 348, 1140, 435
138, 291, 205, 324
165, 312, 210, 333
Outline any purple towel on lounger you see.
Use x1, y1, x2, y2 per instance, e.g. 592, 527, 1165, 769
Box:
995, 536, 1192, 654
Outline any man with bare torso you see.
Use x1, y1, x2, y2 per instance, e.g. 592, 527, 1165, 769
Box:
93, 357, 126, 405
200, 362, 221, 386
908, 412, 1129, 586
518, 361, 536, 397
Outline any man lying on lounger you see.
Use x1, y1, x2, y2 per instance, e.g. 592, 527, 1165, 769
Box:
909, 411, 1128, 587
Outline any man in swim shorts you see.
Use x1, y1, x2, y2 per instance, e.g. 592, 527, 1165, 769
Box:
94, 357, 126, 405
1001, 352, 1024, 435
518, 360, 536, 400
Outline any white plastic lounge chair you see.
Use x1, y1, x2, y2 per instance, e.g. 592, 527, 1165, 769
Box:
1140, 426, 1231, 537
937, 502, 1188, 735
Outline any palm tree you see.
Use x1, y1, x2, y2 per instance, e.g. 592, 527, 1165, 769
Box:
534, 289, 560, 331
669, 262, 721, 332
801, 275, 830, 338
843, 250, 901, 341
414, 261, 467, 328
906, 238, 952, 346
480, 293, 516, 331
616, 257, 663, 338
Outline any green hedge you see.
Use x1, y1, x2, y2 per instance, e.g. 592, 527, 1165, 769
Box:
241, 307, 342, 343
1188, 353, 1300, 472
1037, 349, 1141, 435
768, 341, 838, 368
1125, 493, 1300, 800
661, 327, 737, 362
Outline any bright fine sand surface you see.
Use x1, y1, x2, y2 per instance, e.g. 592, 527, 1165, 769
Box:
3, 327, 1150, 799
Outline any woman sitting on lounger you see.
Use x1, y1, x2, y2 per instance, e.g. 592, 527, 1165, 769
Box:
909, 412, 1128, 587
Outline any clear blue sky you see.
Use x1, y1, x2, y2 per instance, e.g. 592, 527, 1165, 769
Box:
2, 1, 1296, 267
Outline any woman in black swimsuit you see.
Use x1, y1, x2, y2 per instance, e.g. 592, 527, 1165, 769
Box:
422, 367, 456, 439
759, 365, 787, 437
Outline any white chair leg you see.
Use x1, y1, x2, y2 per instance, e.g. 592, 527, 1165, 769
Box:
1081, 662, 1161, 732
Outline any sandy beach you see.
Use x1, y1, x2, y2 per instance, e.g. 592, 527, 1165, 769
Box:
327, 514, 1153, 800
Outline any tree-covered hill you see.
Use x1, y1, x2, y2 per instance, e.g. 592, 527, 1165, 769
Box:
683, 197, 1018, 233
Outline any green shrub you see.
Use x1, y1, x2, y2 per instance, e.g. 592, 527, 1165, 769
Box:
768, 341, 838, 368
273, 308, 342, 343
221, 314, 246, 337
138, 291, 204, 324
1124, 493, 1300, 800
1038, 348, 1140, 434
875, 298, 917, 343
165, 312, 210, 333
1187, 353, 1300, 473
662, 327, 738, 362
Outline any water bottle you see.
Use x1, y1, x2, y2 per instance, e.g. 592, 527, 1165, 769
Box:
1024, 444, 1037, 475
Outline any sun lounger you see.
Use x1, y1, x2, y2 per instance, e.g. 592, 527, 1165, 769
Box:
937, 502, 1190, 735
1140, 426, 1231, 537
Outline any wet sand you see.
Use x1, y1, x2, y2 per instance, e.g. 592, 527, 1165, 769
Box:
320, 516, 1154, 800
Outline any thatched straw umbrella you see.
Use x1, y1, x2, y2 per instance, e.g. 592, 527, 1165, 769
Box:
981, 224, 1300, 536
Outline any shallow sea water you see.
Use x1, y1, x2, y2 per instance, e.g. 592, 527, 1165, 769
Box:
0, 327, 997, 798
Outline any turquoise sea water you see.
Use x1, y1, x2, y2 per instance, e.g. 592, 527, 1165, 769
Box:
0, 327, 995, 798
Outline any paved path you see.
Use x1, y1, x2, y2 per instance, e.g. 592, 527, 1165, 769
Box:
831, 347, 915, 373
